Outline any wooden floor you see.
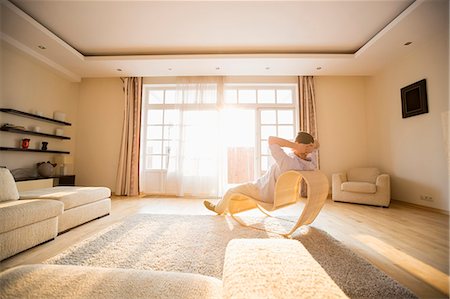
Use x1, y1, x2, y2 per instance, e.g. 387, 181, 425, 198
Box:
1, 197, 448, 299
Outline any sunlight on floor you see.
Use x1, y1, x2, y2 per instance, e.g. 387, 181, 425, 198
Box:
355, 234, 449, 295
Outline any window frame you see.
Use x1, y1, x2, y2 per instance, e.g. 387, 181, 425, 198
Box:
141, 82, 299, 178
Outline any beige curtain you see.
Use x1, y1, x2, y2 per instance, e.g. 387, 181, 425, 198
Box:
298, 76, 319, 197
115, 77, 143, 196
298, 76, 318, 139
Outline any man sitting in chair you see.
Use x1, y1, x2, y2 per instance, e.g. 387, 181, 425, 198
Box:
203, 132, 319, 215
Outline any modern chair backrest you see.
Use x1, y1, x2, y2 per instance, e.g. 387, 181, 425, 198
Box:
272, 171, 304, 210
347, 168, 380, 183
0, 168, 20, 202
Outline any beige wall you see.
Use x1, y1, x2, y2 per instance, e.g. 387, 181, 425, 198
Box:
75, 78, 123, 191
0, 42, 79, 173
315, 76, 369, 182
365, 23, 449, 211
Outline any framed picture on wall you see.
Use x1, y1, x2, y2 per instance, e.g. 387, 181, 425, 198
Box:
400, 79, 428, 118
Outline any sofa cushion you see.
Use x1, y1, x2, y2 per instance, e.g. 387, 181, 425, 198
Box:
341, 182, 376, 194
347, 168, 380, 183
19, 186, 111, 210
0, 168, 19, 202
0, 264, 223, 299
0, 200, 63, 234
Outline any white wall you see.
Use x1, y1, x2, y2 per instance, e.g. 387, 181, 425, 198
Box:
0, 42, 79, 173
365, 21, 449, 211
75, 78, 123, 191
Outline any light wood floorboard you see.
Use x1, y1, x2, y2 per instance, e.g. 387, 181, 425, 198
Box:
0, 197, 448, 299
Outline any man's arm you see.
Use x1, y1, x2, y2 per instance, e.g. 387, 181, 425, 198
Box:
268, 136, 313, 154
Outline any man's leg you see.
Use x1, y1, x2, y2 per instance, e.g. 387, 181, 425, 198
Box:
204, 183, 261, 214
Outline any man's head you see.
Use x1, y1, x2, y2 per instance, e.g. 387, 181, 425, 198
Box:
295, 131, 314, 145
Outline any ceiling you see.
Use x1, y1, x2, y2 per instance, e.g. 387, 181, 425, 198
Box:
1, 0, 448, 82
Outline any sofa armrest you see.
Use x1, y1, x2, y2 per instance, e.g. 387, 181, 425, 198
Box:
375, 174, 390, 188
332, 172, 347, 192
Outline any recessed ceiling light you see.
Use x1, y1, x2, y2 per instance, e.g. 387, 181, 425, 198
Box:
404, 41, 412, 46
168, 68, 172, 71
38, 45, 46, 50
116, 68, 122, 72
216, 67, 221, 70
265, 67, 271, 70
316, 67, 322, 70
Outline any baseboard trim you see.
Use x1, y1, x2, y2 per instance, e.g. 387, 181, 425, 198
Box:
392, 199, 449, 215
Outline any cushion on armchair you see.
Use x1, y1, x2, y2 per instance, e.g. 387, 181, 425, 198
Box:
341, 182, 376, 194
347, 168, 380, 183
0, 168, 19, 202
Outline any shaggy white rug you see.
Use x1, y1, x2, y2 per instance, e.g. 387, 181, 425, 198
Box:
46, 214, 417, 299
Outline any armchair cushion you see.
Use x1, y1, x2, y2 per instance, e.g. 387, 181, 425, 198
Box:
0, 168, 19, 202
341, 182, 376, 194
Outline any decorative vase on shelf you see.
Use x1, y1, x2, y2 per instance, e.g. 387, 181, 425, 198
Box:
37, 161, 56, 177
21, 138, 30, 149
41, 142, 48, 150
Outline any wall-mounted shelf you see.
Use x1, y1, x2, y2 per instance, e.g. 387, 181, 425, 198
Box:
0, 147, 70, 154
0, 108, 71, 126
1, 126, 71, 140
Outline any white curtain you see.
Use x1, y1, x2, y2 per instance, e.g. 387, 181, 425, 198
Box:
164, 77, 224, 197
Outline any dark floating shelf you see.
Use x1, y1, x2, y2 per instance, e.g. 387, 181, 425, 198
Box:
0, 147, 70, 154
1, 126, 71, 140
15, 175, 75, 182
0, 108, 71, 126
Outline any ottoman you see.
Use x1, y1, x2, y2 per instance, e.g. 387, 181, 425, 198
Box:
19, 186, 111, 233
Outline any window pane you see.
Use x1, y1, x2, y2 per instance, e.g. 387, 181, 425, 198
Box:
146, 155, 162, 170
278, 110, 294, 124
164, 141, 178, 156
184, 88, 197, 104
203, 85, 217, 103
239, 89, 256, 103
261, 142, 269, 155
147, 126, 163, 139
163, 125, 179, 140
147, 110, 163, 125
146, 141, 162, 154
149, 90, 164, 104
277, 89, 293, 104
278, 125, 294, 140
165, 90, 180, 104
261, 110, 276, 124
162, 155, 169, 170
258, 89, 275, 103
261, 125, 276, 139
261, 155, 273, 173
225, 89, 237, 103
164, 109, 180, 125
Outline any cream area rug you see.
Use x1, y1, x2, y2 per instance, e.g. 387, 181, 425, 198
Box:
46, 214, 417, 299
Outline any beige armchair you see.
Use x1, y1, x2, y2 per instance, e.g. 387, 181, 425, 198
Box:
332, 167, 390, 207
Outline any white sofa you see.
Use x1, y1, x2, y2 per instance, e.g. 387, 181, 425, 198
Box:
0, 168, 63, 261
0, 168, 112, 261
20, 186, 111, 233
0, 239, 348, 299
332, 167, 390, 207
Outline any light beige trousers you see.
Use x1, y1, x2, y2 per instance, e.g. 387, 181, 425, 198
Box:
214, 183, 262, 214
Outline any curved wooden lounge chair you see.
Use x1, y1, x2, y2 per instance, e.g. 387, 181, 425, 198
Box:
227, 170, 329, 237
